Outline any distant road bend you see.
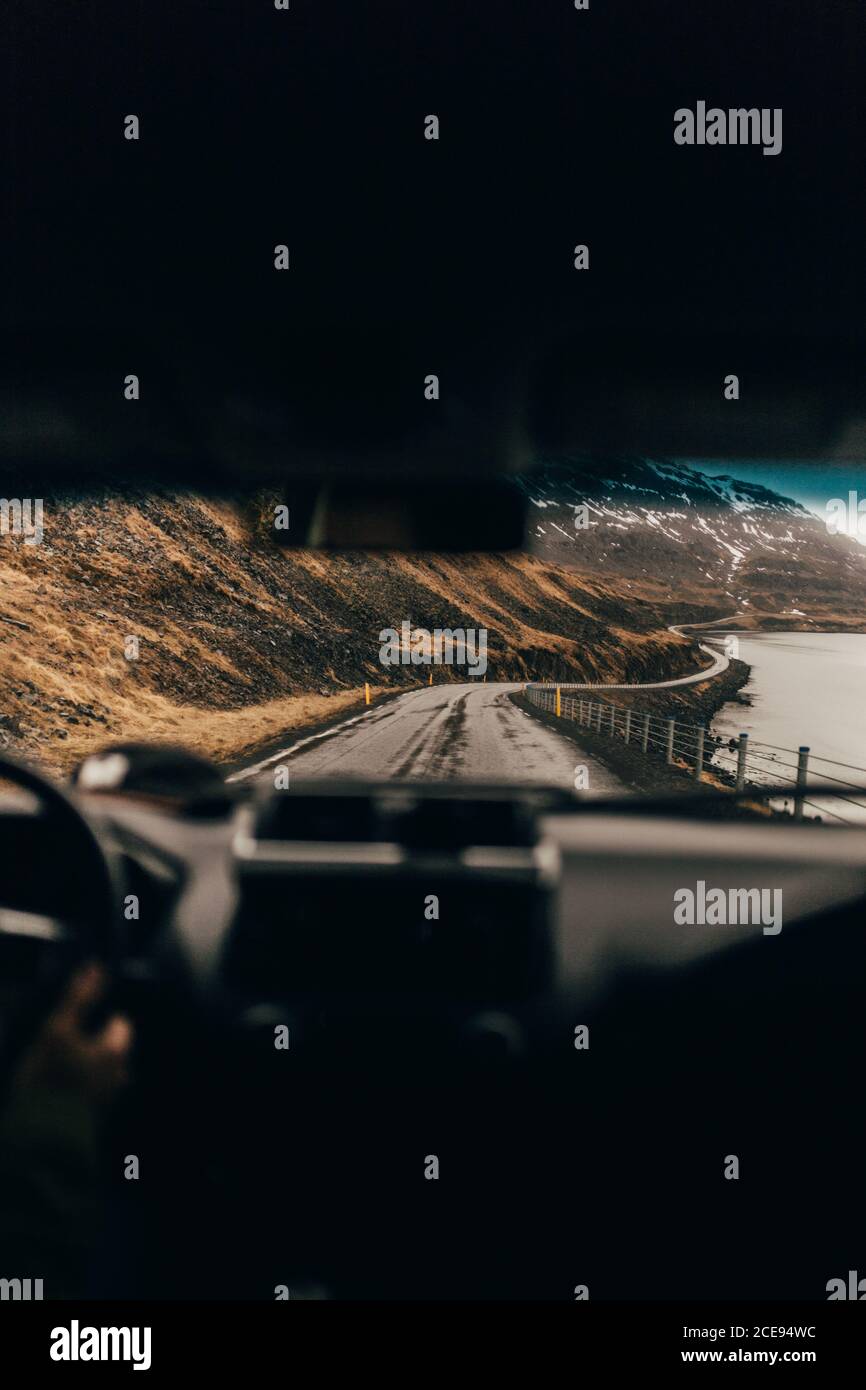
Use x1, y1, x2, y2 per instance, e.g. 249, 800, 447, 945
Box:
544, 616, 741, 693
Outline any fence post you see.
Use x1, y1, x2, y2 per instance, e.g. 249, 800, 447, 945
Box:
642, 713, 650, 753
597, 702, 604, 733
694, 725, 705, 780
736, 733, 748, 791
555, 685, 561, 718
609, 705, 616, 736
665, 718, 675, 764
794, 746, 810, 821
587, 700, 593, 728
624, 710, 631, 744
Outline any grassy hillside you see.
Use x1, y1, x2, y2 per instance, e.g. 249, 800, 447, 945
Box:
0, 487, 721, 775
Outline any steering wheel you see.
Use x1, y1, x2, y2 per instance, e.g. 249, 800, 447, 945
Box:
0, 752, 122, 966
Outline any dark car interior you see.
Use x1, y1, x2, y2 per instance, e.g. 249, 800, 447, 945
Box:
1, 748, 865, 1298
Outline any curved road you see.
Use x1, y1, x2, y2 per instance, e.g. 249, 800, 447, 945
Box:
231, 682, 626, 793
535, 616, 741, 692
231, 618, 741, 791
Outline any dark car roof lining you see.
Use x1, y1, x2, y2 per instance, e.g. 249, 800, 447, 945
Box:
3, 0, 864, 483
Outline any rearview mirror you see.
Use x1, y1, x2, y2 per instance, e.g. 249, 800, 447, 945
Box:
276, 477, 527, 551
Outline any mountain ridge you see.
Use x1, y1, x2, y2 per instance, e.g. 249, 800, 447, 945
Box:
522, 456, 866, 627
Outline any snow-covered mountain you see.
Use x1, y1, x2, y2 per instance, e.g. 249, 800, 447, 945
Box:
522, 458, 866, 625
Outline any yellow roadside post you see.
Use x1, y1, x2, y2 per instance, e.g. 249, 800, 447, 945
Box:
364, 682, 371, 706
428, 670, 433, 686
555, 685, 561, 717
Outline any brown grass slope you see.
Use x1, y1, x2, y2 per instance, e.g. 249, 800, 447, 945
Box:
0, 488, 728, 775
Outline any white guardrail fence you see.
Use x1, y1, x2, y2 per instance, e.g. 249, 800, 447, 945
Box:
525, 684, 866, 826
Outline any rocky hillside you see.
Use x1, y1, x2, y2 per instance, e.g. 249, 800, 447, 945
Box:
523, 458, 866, 628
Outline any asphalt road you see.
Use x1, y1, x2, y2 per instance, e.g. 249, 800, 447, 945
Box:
233, 682, 626, 793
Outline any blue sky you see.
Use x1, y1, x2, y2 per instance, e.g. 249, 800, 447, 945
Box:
686, 461, 864, 521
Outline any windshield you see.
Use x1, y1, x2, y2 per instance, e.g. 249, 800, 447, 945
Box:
2, 458, 865, 824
